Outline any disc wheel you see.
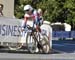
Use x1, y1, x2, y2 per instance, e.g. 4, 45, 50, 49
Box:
39, 35, 50, 54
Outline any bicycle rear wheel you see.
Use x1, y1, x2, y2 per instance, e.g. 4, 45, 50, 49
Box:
39, 35, 50, 54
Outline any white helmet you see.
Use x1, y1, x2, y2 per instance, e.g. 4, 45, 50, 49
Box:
38, 8, 42, 13
43, 21, 50, 25
24, 4, 33, 11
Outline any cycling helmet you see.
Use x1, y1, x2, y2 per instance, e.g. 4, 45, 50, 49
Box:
24, 4, 33, 11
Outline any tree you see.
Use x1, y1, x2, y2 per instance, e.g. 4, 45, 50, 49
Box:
14, 0, 75, 30
63, 0, 75, 30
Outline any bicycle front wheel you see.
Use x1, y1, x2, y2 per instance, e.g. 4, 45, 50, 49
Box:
26, 33, 37, 53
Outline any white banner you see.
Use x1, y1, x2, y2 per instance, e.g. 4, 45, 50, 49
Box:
0, 17, 52, 49
0, 17, 22, 43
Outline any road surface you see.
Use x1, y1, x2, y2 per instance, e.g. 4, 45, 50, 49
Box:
0, 40, 75, 60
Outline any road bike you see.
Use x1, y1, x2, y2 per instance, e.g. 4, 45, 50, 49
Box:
9, 25, 50, 53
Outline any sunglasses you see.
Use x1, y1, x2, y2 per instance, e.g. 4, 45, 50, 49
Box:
25, 9, 29, 11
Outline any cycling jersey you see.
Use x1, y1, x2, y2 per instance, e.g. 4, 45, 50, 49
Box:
21, 9, 40, 30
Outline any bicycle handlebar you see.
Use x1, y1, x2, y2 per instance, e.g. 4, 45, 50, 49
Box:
26, 25, 36, 32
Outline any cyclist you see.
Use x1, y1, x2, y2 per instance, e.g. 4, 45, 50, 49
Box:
21, 4, 41, 52
21, 5, 41, 32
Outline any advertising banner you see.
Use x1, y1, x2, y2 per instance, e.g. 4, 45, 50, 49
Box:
0, 17, 22, 43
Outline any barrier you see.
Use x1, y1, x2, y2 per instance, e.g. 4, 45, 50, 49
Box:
71, 31, 75, 38
0, 17, 52, 49
52, 31, 56, 37
0, 17, 22, 43
62, 31, 70, 38
55, 31, 63, 38
52, 31, 75, 38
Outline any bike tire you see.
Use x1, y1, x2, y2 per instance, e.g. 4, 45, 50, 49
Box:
39, 35, 50, 54
26, 32, 37, 53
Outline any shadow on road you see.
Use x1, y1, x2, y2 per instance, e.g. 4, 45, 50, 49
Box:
0, 48, 60, 54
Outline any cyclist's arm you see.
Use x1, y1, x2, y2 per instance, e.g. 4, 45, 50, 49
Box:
24, 16, 28, 28
21, 14, 28, 31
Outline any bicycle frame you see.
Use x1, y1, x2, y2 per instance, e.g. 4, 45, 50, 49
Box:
26, 25, 43, 50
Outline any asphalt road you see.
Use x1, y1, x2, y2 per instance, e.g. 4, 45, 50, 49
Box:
53, 40, 75, 53
0, 40, 75, 60
0, 53, 75, 60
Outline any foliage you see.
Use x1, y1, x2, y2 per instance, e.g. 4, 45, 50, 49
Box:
14, 0, 75, 30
